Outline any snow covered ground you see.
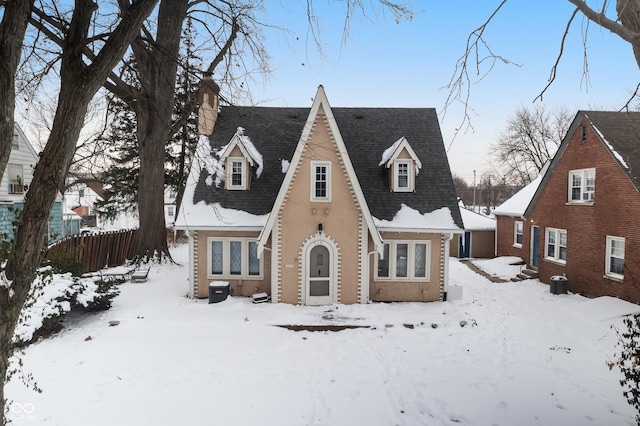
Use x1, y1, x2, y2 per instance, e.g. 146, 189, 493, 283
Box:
6, 245, 639, 425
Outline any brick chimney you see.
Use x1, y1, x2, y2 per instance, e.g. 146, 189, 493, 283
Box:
197, 74, 220, 136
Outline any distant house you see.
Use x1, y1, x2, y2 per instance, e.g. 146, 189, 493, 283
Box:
0, 123, 65, 242
164, 188, 177, 227
175, 86, 463, 305
493, 164, 547, 265
451, 206, 495, 258
523, 111, 640, 303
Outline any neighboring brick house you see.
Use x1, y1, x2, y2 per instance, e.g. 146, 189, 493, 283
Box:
175, 86, 464, 305
493, 166, 546, 265
523, 111, 640, 304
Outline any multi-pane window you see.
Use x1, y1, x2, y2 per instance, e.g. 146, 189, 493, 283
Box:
606, 236, 625, 278
228, 159, 245, 189
568, 168, 595, 202
393, 160, 413, 192
375, 241, 430, 281
545, 228, 567, 263
514, 221, 523, 246
311, 161, 331, 201
208, 238, 262, 278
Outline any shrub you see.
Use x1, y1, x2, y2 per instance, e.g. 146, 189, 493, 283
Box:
608, 314, 640, 423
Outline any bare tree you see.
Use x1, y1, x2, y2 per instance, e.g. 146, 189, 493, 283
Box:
490, 105, 571, 186
446, 0, 640, 135
0, 1, 159, 421
0, 0, 34, 184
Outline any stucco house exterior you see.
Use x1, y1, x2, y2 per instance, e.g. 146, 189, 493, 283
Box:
1, 123, 65, 242
523, 111, 640, 304
175, 86, 463, 305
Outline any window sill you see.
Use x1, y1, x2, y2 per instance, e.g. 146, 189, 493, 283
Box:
604, 274, 624, 283
208, 275, 263, 280
544, 258, 566, 266
374, 278, 430, 283
565, 201, 594, 206
513, 243, 522, 248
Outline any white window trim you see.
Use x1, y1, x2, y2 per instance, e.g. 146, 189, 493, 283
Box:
310, 161, 331, 202
568, 168, 595, 203
545, 228, 567, 264
227, 157, 247, 190
7, 163, 24, 194
375, 240, 431, 281
207, 237, 263, 279
514, 221, 523, 247
393, 159, 413, 192
605, 236, 625, 280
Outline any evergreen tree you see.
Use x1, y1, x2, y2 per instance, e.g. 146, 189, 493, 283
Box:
97, 18, 201, 223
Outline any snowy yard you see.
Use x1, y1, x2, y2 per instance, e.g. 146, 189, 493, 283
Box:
6, 245, 639, 425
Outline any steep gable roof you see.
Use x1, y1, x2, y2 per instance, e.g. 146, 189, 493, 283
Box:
257, 86, 383, 254
176, 88, 463, 232
582, 111, 640, 191
523, 110, 640, 217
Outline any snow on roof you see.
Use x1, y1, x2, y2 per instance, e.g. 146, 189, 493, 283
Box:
373, 205, 462, 232
175, 134, 269, 229
591, 122, 629, 169
379, 137, 403, 166
459, 207, 495, 231
378, 137, 422, 174
281, 159, 290, 174
236, 127, 264, 178
493, 164, 549, 217
176, 201, 268, 229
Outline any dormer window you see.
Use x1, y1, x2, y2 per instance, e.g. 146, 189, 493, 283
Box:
394, 160, 412, 192
227, 158, 247, 190
218, 128, 263, 191
379, 137, 421, 193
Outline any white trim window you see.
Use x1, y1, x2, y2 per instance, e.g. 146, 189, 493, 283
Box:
227, 158, 247, 190
376, 240, 430, 281
514, 221, 523, 247
311, 161, 331, 201
208, 238, 262, 278
605, 236, 625, 279
545, 228, 567, 263
7, 163, 23, 194
568, 168, 595, 203
393, 160, 413, 192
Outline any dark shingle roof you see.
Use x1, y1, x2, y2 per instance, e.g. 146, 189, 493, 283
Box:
192, 105, 463, 228
582, 111, 640, 191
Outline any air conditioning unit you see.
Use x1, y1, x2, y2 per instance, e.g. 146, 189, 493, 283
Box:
9, 183, 24, 194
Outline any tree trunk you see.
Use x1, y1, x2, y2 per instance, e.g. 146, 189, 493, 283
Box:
132, 0, 189, 261
1, 1, 159, 422
0, 0, 34, 184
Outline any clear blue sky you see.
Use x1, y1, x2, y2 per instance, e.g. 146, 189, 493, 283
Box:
251, 0, 639, 184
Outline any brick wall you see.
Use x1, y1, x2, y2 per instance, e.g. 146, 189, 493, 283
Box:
495, 215, 527, 261
527, 117, 640, 304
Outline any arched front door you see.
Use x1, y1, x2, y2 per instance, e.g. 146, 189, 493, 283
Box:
305, 243, 334, 305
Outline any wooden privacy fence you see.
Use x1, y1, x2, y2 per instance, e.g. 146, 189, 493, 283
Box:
45, 229, 138, 273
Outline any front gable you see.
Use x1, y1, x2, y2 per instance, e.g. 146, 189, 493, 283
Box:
258, 86, 383, 258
